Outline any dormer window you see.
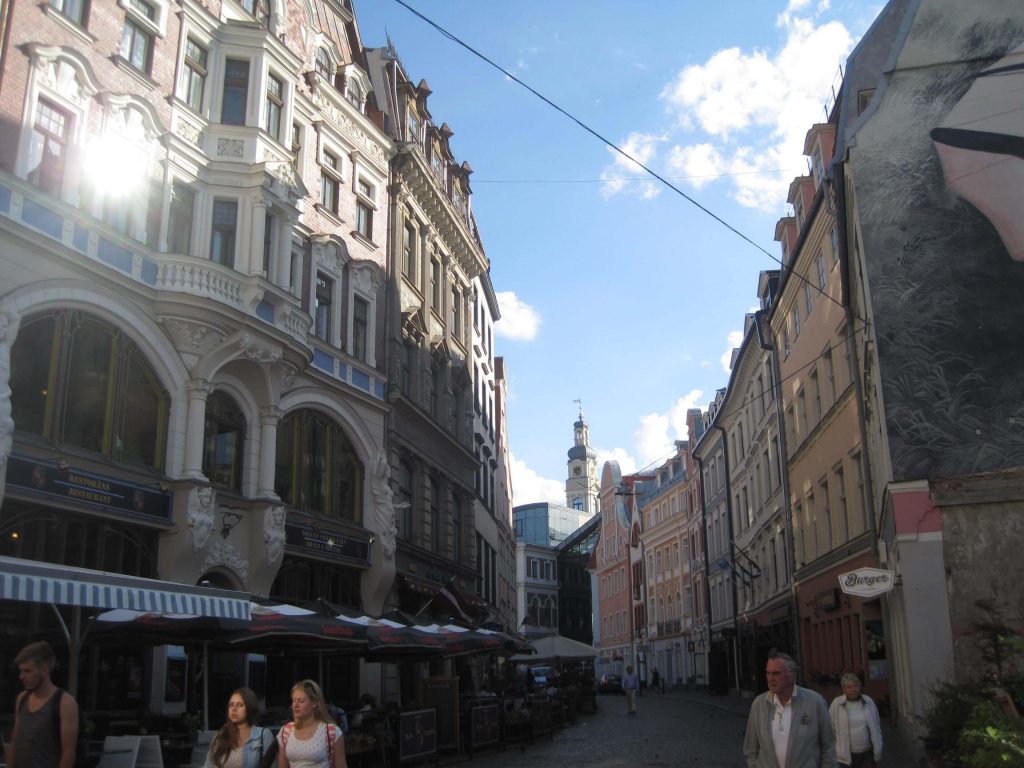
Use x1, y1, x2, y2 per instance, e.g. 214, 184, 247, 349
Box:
315, 47, 332, 81
345, 79, 365, 113
407, 111, 421, 143
431, 145, 444, 181
240, 0, 269, 26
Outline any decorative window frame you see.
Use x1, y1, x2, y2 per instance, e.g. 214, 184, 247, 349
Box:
16, 45, 100, 204
316, 133, 347, 218
347, 261, 382, 367
115, 0, 169, 77
83, 93, 164, 244
341, 64, 371, 114
310, 237, 349, 347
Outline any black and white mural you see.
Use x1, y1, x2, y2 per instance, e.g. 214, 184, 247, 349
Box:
849, 0, 1024, 481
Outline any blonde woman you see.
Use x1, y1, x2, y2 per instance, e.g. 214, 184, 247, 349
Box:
277, 680, 346, 768
204, 688, 275, 768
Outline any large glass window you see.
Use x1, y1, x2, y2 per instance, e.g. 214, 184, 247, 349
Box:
320, 151, 340, 213
120, 0, 155, 74
168, 182, 194, 254
314, 48, 332, 81
397, 460, 413, 540
222, 58, 249, 126
183, 38, 207, 113
28, 99, 72, 196
203, 392, 245, 491
240, 0, 269, 26
402, 224, 416, 278
314, 273, 333, 343
264, 73, 283, 140
49, 0, 88, 25
274, 409, 363, 523
10, 311, 167, 468
210, 199, 237, 267
352, 296, 368, 361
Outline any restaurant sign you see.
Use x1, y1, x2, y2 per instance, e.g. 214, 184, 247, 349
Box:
6, 454, 171, 522
838, 567, 895, 597
285, 522, 369, 565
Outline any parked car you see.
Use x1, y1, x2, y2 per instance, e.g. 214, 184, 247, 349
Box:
598, 673, 623, 694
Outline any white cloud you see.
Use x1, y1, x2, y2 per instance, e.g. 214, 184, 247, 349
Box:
495, 291, 541, 341
595, 447, 638, 476
632, 389, 704, 468
653, 5, 853, 210
600, 132, 665, 200
509, 452, 564, 507
721, 329, 744, 373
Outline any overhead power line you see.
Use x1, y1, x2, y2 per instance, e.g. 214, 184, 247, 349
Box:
388, 0, 857, 321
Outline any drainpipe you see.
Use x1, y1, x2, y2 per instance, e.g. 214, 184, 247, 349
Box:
754, 309, 801, 664
712, 425, 742, 694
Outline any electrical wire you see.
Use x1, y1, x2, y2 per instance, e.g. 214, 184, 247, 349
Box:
388, 0, 857, 322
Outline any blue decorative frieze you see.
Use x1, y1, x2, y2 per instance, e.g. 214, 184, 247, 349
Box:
72, 223, 89, 252
352, 368, 370, 391
21, 198, 62, 239
140, 257, 158, 286
0, 184, 10, 214
313, 348, 334, 372
97, 238, 133, 273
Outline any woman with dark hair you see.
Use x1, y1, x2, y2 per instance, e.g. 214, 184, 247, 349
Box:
204, 688, 275, 768
277, 680, 346, 768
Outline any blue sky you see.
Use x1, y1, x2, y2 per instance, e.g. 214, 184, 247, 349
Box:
354, 0, 882, 505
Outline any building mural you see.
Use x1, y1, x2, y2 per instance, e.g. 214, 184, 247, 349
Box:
850, 1, 1024, 482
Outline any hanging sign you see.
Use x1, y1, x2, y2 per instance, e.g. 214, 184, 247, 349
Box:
838, 567, 895, 597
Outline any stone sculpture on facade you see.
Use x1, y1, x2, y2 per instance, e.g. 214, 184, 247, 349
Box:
187, 486, 216, 551
371, 451, 398, 558
264, 505, 287, 563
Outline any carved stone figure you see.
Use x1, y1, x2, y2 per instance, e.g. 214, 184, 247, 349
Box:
202, 540, 249, 584
264, 505, 287, 563
370, 452, 398, 558
187, 486, 216, 551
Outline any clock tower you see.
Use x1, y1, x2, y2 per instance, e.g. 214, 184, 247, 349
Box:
565, 405, 598, 515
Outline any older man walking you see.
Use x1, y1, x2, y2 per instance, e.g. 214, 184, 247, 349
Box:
743, 651, 837, 768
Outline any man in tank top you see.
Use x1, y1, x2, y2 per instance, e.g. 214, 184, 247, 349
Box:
10, 641, 79, 768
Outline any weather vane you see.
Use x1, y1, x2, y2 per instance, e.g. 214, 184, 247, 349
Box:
573, 398, 584, 419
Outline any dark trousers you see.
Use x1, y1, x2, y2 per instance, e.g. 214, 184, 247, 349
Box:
843, 751, 876, 768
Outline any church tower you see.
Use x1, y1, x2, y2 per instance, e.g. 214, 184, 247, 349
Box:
565, 404, 599, 515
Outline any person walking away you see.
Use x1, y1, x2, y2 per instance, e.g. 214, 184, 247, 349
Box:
651, 668, 661, 693
204, 688, 275, 768
622, 666, 639, 717
743, 651, 837, 768
278, 680, 346, 768
10, 641, 79, 768
829, 673, 882, 767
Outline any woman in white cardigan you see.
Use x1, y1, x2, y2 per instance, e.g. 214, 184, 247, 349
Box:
829, 673, 883, 767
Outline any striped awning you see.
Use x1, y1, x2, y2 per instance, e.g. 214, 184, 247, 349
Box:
0, 556, 250, 619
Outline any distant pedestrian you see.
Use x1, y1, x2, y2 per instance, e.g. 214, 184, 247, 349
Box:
651, 668, 661, 693
9, 641, 79, 768
622, 666, 639, 716
743, 651, 836, 768
829, 673, 882, 767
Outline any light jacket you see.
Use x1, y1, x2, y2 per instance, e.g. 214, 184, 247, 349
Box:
204, 726, 276, 768
829, 694, 882, 765
743, 686, 838, 768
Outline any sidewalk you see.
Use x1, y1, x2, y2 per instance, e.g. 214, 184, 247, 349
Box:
668, 688, 924, 767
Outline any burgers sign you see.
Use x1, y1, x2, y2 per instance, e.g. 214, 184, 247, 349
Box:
838, 567, 895, 597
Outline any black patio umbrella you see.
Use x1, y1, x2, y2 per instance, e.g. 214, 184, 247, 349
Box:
222, 601, 367, 652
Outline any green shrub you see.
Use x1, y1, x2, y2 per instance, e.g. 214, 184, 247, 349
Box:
958, 701, 1024, 768
923, 681, 986, 764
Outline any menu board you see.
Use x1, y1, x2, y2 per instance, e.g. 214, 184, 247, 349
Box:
398, 709, 436, 762
470, 703, 500, 749
418, 677, 459, 751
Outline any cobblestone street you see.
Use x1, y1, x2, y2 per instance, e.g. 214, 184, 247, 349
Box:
437, 689, 919, 768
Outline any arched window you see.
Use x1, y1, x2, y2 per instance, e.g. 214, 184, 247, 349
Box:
572, 496, 583, 510
314, 47, 332, 81
10, 311, 167, 468
203, 392, 245, 491
274, 409, 362, 522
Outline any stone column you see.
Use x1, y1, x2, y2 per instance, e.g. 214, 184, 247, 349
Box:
257, 405, 282, 499
182, 378, 212, 480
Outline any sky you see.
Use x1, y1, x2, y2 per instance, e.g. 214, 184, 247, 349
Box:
353, 0, 884, 506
